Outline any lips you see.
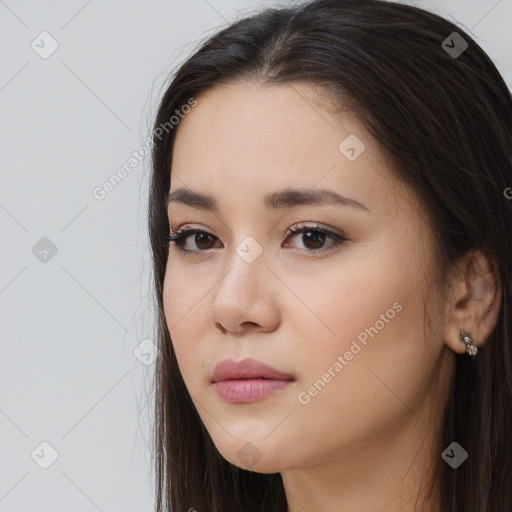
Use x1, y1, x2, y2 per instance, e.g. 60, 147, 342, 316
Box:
211, 358, 294, 383
211, 358, 295, 404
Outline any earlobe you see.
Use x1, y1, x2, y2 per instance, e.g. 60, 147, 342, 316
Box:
444, 249, 502, 355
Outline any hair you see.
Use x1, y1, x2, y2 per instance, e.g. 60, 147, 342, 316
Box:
148, 0, 512, 510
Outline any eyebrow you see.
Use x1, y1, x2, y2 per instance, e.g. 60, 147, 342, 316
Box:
166, 187, 369, 212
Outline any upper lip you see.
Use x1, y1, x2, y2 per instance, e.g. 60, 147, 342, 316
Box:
211, 358, 295, 383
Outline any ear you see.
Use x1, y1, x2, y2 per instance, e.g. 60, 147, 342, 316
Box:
444, 249, 502, 354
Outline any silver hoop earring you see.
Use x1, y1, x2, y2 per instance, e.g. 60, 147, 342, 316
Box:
459, 329, 478, 357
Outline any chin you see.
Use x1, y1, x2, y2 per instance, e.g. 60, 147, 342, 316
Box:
221, 448, 285, 474
213, 432, 300, 474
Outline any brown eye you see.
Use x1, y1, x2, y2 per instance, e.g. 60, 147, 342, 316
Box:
194, 232, 216, 250
284, 224, 346, 254
300, 230, 326, 250
167, 228, 220, 253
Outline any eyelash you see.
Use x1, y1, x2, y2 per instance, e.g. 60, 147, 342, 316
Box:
165, 223, 347, 257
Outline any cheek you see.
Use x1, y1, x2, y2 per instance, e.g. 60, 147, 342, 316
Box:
162, 265, 210, 385
288, 254, 428, 418
288, 253, 418, 365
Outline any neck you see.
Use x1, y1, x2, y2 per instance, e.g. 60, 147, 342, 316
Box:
283, 420, 442, 511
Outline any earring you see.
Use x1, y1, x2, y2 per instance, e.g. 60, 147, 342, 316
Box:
459, 329, 478, 357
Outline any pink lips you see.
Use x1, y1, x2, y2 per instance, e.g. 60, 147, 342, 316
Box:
211, 358, 294, 403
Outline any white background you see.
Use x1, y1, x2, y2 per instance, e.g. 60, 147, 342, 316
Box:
1, 0, 510, 510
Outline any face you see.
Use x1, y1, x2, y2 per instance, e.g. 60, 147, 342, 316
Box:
163, 81, 449, 473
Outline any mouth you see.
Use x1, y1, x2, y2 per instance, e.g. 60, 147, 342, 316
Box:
213, 378, 293, 403
211, 358, 295, 403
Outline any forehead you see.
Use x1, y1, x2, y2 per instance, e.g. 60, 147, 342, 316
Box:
168, 81, 410, 217
172, 81, 356, 160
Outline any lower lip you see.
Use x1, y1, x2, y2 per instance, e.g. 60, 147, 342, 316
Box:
213, 379, 292, 403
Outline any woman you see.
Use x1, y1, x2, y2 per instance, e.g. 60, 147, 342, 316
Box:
148, 0, 512, 510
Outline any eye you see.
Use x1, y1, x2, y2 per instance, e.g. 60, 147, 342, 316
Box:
166, 228, 220, 254
283, 223, 347, 254
165, 222, 347, 256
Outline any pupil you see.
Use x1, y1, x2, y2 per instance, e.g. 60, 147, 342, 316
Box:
304, 231, 324, 249
196, 233, 214, 249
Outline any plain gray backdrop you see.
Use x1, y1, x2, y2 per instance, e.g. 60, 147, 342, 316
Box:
1, 0, 511, 510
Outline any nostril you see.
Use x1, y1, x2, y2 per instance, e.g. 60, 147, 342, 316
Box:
242, 321, 259, 329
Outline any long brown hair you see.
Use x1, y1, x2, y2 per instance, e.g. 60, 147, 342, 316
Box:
148, 1, 512, 510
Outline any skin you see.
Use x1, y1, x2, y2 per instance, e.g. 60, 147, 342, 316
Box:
162, 81, 501, 512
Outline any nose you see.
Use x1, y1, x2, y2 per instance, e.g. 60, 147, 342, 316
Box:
208, 250, 281, 336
